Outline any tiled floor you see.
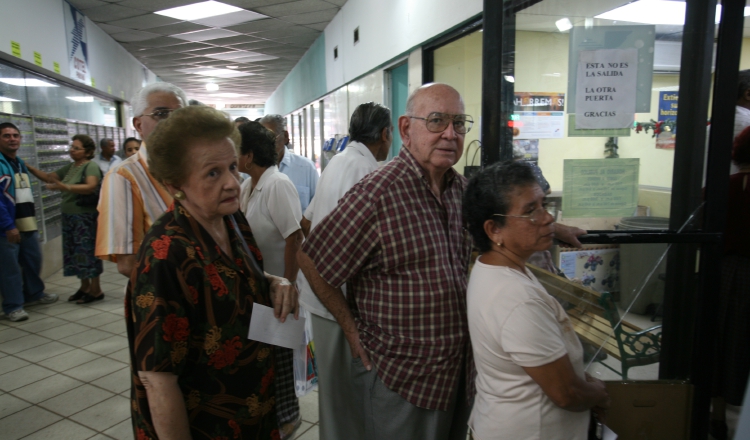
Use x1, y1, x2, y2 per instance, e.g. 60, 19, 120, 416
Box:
0, 261, 320, 440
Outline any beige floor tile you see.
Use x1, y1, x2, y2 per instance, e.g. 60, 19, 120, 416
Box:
296, 424, 319, 440
0, 392, 31, 419
90, 367, 130, 394
70, 395, 130, 432
98, 282, 122, 293
97, 320, 126, 335
58, 328, 115, 348
10, 374, 83, 404
0, 327, 30, 342
64, 357, 127, 382
292, 421, 314, 440
88, 300, 126, 313
49, 277, 82, 287
0, 334, 51, 354
41, 284, 76, 296
36, 322, 89, 340
86, 434, 115, 440
33, 302, 82, 317
82, 335, 129, 356
37, 348, 101, 372
38, 384, 114, 417
54, 308, 103, 323
12, 316, 67, 333
0, 355, 30, 374
106, 347, 130, 364
0, 405, 61, 439
20, 419, 97, 440
299, 391, 319, 424
14, 341, 76, 363
0, 364, 56, 391
76, 312, 122, 329
102, 418, 133, 439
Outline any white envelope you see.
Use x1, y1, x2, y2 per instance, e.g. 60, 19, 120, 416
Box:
247, 303, 305, 350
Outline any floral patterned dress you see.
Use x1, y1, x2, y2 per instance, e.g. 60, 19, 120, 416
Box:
126, 201, 280, 440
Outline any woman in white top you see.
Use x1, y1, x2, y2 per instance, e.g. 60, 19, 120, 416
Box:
463, 161, 610, 440
237, 121, 304, 437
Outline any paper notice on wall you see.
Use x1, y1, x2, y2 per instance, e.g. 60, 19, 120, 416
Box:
562, 158, 639, 218
575, 49, 638, 129
63, 1, 91, 85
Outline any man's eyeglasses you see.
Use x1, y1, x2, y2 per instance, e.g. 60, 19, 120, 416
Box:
493, 206, 550, 224
408, 112, 473, 134
142, 108, 176, 121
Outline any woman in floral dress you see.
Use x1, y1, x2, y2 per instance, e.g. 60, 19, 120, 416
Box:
125, 105, 296, 440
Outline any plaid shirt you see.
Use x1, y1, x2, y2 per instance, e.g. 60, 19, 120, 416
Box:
302, 148, 472, 411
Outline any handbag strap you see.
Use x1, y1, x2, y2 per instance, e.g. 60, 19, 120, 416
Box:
229, 214, 266, 283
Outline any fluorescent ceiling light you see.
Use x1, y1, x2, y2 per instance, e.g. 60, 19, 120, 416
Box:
206, 82, 220, 91
0, 78, 58, 87
504, 75, 515, 83
205, 50, 278, 62
177, 67, 256, 78
172, 28, 241, 42
192, 9, 267, 27
210, 93, 249, 97
595, 1, 750, 26
66, 96, 94, 102
0, 97, 20, 102
555, 18, 572, 32
154, 1, 242, 21
226, 65, 238, 69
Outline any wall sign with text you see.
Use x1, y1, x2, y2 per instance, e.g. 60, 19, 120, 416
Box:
512, 92, 565, 139
562, 158, 640, 218
575, 49, 638, 130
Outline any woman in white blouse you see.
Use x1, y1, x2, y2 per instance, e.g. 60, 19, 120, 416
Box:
237, 121, 304, 437
463, 161, 610, 440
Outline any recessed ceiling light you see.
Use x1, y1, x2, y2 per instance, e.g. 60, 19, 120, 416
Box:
555, 18, 572, 32
206, 82, 220, 91
0, 78, 58, 87
154, 1, 242, 21
595, 2, 750, 25
226, 65, 239, 69
66, 96, 94, 102
0, 97, 20, 102
172, 28, 242, 42
504, 75, 515, 83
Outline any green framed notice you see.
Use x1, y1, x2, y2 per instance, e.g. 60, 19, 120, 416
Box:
568, 114, 630, 137
563, 158, 639, 217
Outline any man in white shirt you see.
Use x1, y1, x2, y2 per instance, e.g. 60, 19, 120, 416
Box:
93, 138, 122, 174
259, 114, 318, 212
297, 102, 392, 440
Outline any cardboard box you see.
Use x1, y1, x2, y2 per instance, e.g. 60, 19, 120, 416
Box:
605, 380, 693, 440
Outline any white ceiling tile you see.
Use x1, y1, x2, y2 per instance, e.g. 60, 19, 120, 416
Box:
68, 0, 110, 10
172, 29, 243, 42
97, 23, 131, 34
113, 30, 163, 42
82, 4, 146, 21
255, 0, 334, 17
106, 13, 180, 29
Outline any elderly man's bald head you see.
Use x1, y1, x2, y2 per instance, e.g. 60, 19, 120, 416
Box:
405, 83, 464, 116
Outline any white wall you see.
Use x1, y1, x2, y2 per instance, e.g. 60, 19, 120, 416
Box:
0, 0, 157, 101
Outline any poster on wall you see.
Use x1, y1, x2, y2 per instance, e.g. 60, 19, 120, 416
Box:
656, 91, 678, 149
575, 49, 638, 129
562, 158, 639, 218
63, 1, 91, 85
512, 92, 565, 139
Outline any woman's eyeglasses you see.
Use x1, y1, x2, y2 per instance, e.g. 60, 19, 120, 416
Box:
493, 206, 550, 224
408, 112, 474, 134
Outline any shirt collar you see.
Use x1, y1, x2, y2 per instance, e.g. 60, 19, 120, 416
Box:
253, 165, 279, 192
279, 147, 293, 168
398, 147, 457, 187
170, 200, 239, 265
347, 141, 379, 166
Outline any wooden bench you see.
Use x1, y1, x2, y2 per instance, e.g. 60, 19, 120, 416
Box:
528, 264, 662, 379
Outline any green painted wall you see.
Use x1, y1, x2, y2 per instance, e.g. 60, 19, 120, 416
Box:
265, 35, 327, 116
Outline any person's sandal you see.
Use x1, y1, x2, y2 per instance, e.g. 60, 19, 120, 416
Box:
68, 290, 86, 302
76, 293, 104, 304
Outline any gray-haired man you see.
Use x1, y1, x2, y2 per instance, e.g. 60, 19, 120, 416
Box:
93, 138, 121, 174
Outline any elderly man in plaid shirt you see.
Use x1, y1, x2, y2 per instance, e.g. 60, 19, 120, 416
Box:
299, 83, 582, 439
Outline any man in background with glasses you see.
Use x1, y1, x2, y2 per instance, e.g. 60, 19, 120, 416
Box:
95, 83, 187, 278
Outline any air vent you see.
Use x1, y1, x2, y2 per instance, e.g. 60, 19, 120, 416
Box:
354, 27, 359, 44
333, 46, 338, 60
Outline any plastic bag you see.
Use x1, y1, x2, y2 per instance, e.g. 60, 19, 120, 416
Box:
293, 307, 318, 397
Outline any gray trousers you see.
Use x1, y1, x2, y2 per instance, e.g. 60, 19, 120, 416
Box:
350, 357, 470, 440
311, 314, 366, 440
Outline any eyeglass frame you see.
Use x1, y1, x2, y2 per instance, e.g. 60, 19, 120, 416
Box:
493, 205, 552, 224
407, 112, 474, 134
141, 108, 177, 121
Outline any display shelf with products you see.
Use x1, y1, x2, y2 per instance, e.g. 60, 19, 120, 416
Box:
33, 116, 70, 242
